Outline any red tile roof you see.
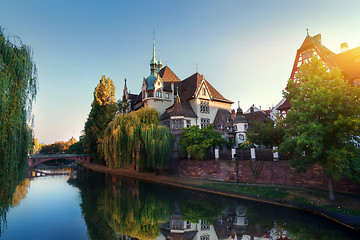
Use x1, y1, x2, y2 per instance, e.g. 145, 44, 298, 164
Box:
158, 66, 181, 82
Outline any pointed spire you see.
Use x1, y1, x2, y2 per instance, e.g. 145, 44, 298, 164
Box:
158, 50, 162, 65
306, 28, 309, 36
151, 37, 157, 65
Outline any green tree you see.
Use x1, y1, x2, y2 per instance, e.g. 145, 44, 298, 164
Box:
179, 125, 229, 160
83, 75, 116, 165
103, 107, 172, 172
279, 56, 360, 200
0, 27, 37, 237
246, 120, 284, 148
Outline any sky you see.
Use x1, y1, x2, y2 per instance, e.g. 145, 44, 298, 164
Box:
1, 0, 360, 144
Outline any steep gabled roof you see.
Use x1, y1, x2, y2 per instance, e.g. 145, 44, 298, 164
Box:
180, 72, 203, 100
180, 72, 233, 103
158, 66, 181, 82
213, 109, 233, 128
291, 34, 338, 79
244, 111, 269, 123
204, 79, 233, 103
333, 46, 360, 82
277, 99, 291, 110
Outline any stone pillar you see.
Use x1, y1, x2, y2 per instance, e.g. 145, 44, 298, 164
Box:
250, 148, 256, 161
215, 148, 219, 161
231, 148, 236, 160
273, 147, 279, 161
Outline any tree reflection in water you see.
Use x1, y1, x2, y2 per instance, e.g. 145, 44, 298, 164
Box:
0, 167, 27, 237
72, 171, 359, 240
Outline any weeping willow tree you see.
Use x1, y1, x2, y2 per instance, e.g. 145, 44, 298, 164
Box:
0, 27, 37, 236
99, 178, 172, 239
103, 107, 172, 171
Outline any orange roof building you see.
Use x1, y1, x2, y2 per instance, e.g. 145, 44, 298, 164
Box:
272, 32, 360, 120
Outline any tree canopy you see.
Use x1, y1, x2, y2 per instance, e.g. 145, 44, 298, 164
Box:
246, 120, 284, 148
279, 56, 360, 200
83, 75, 116, 164
179, 125, 229, 160
103, 107, 172, 171
0, 27, 37, 237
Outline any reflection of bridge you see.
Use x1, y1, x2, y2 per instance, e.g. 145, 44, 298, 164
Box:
28, 154, 94, 168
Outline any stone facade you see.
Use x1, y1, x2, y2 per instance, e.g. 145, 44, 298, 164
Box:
178, 160, 360, 194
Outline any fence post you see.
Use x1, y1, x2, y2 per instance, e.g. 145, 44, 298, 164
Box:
250, 148, 256, 161
273, 147, 279, 161
231, 148, 236, 160
215, 147, 219, 161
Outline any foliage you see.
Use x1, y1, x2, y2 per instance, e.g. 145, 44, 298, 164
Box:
39, 137, 78, 154
100, 178, 172, 239
116, 99, 130, 114
103, 107, 172, 171
246, 120, 284, 148
179, 125, 229, 160
30, 138, 42, 154
0, 27, 37, 236
180, 199, 224, 223
279, 56, 360, 199
83, 75, 116, 165
68, 140, 85, 154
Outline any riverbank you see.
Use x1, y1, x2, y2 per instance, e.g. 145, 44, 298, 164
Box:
82, 162, 360, 232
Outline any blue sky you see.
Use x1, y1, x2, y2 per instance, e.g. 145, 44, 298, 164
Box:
1, 0, 360, 144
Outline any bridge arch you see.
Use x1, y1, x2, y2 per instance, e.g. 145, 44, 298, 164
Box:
28, 154, 94, 168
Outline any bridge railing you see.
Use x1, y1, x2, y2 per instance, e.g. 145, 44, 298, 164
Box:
29, 154, 93, 159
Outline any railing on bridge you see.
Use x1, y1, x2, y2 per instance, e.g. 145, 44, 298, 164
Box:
28, 154, 94, 168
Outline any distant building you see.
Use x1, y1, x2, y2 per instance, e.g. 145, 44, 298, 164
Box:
122, 39, 233, 134
272, 32, 360, 119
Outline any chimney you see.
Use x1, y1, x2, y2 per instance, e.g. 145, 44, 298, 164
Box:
341, 42, 349, 53
313, 34, 322, 45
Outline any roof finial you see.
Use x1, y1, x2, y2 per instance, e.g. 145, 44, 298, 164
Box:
306, 28, 309, 36
196, 63, 198, 73
238, 101, 240, 108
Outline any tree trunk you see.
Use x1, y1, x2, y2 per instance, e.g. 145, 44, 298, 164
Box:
328, 176, 336, 201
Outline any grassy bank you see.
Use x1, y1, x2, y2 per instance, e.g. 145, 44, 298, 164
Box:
188, 181, 360, 216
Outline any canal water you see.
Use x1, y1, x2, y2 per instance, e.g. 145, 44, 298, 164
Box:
0, 166, 359, 240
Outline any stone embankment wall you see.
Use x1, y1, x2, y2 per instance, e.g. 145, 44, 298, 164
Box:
178, 160, 360, 194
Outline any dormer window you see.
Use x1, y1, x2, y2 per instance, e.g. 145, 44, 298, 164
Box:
202, 89, 206, 95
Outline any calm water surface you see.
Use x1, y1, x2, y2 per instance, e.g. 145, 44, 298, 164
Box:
1, 166, 359, 240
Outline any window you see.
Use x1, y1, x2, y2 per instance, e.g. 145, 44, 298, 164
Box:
201, 118, 210, 129
200, 220, 210, 231
165, 93, 169, 99
244, 124, 248, 130
186, 120, 191, 128
202, 88, 206, 95
186, 221, 191, 229
156, 90, 162, 98
147, 91, 153, 97
200, 101, 209, 113
172, 119, 182, 129
200, 235, 210, 240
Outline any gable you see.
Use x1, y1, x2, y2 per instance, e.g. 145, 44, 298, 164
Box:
195, 79, 211, 100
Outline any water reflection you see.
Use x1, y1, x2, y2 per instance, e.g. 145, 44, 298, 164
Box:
0, 163, 27, 237
72, 172, 359, 240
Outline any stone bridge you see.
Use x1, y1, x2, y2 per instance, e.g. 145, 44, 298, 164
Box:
28, 154, 94, 168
